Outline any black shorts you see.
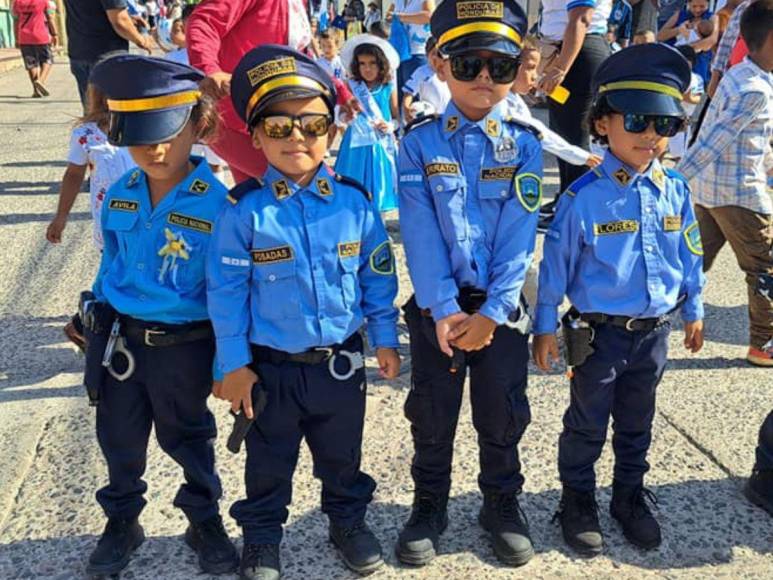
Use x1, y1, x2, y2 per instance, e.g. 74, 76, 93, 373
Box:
20, 44, 53, 70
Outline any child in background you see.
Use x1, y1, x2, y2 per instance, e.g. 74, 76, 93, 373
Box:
318, 30, 345, 80
608, 0, 633, 49
669, 45, 704, 161
607, 25, 623, 52
658, 0, 719, 83
335, 34, 400, 213
402, 36, 450, 122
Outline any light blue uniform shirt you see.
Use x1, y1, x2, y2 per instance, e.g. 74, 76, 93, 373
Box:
398, 100, 543, 325
207, 164, 399, 374
534, 152, 706, 335
94, 157, 228, 324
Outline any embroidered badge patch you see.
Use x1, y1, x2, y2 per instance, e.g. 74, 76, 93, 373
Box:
663, 215, 682, 232
514, 173, 542, 212
126, 169, 141, 188
651, 167, 665, 189
189, 178, 210, 195
272, 180, 291, 200
457, 1, 504, 20
425, 162, 460, 177
369, 241, 394, 275
445, 116, 458, 132
168, 213, 213, 234
593, 220, 640, 235
338, 241, 361, 258
481, 166, 517, 181
494, 135, 518, 163
247, 57, 296, 87
157, 228, 191, 287
109, 199, 139, 212
613, 168, 632, 186
683, 222, 703, 255
486, 118, 500, 137
251, 245, 294, 264
317, 178, 333, 196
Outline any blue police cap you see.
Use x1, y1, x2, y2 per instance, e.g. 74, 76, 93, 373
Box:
592, 43, 691, 117
231, 45, 337, 131
89, 54, 204, 146
431, 0, 527, 58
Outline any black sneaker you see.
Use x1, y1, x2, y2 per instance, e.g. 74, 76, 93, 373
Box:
744, 469, 773, 516
329, 521, 384, 575
396, 490, 448, 566
184, 514, 239, 574
554, 487, 603, 556
479, 491, 534, 566
86, 517, 145, 576
610, 483, 661, 550
240, 543, 280, 580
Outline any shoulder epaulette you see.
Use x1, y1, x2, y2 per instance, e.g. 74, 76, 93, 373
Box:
226, 176, 264, 205
565, 168, 602, 197
404, 113, 439, 135
334, 173, 373, 201
503, 116, 543, 140
665, 168, 688, 184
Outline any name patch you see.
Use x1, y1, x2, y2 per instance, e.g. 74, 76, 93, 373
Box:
457, 1, 504, 19
663, 215, 682, 231
167, 213, 213, 234
251, 245, 294, 264
481, 166, 517, 181
338, 241, 361, 258
425, 162, 460, 177
593, 220, 639, 236
247, 57, 296, 87
109, 199, 138, 212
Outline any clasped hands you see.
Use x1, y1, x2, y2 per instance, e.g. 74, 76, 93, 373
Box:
435, 312, 497, 357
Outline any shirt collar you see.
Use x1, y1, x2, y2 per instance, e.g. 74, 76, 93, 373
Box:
176, 156, 215, 197
600, 151, 666, 194
265, 163, 337, 203
741, 56, 773, 85
441, 99, 510, 145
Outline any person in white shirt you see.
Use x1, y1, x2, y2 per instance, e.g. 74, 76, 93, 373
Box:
317, 30, 345, 80
401, 37, 450, 121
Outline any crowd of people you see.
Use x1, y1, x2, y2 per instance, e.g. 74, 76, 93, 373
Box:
9, 0, 771, 578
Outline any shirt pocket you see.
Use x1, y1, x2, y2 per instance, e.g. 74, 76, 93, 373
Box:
428, 174, 467, 241
253, 260, 302, 320
339, 255, 360, 309
477, 179, 513, 203
103, 209, 139, 257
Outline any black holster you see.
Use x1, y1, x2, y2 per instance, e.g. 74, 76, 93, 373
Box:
562, 310, 595, 367
79, 292, 116, 406
227, 381, 268, 454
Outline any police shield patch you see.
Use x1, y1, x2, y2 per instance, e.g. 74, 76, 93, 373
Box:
514, 173, 542, 212
684, 222, 703, 255
369, 241, 394, 275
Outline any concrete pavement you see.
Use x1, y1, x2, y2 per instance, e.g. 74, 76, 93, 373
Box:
0, 59, 770, 579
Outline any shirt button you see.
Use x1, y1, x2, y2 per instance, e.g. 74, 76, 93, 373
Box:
268, 274, 276, 282
140, 294, 146, 301
646, 245, 654, 252
436, 185, 443, 192
645, 207, 652, 213
500, 190, 507, 197
137, 263, 144, 270
145, 222, 152, 229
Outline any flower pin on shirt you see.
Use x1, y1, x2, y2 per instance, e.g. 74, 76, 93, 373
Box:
158, 227, 191, 287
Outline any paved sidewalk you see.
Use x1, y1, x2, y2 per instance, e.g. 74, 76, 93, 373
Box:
0, 59, 770, 580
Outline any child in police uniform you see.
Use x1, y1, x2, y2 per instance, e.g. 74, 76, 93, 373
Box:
533, 43, 706, 555
397, 0, 542, 568
84, 55, 238, 577
207, 45, 401, 580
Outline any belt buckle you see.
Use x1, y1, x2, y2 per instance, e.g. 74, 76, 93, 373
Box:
144, 328, 166, 346
313, 347, 335, 360
624, 318, 638, 332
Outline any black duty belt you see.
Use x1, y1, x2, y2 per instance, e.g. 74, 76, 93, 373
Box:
576, 311, 671, 332
251, 333, 360, 366
121, 317, 214, 347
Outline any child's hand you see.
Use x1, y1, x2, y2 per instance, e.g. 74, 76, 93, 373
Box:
46, 216, 67, 243
683, 320, 704, 353
201, 71, 233, 99
448, 313, 497, 351
212, 380, 223, 398
376, 347, 401, 379
533, 334, 560, 371
220, 366, 259, 417
435, 312, 470, 357
585, 154, 602, 168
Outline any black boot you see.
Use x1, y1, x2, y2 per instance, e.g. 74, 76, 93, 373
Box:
184, 514, 239, 574
479, 491, 534, 566
240, 543, 280, 580
396, 490, 448, 566
744, 469, 773, 516
86, 517, 145, 576
610, 483, 661, 550
329, 521, 384, 575
554, 487, 603, 556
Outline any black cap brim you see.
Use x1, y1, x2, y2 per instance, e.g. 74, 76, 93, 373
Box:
606, 91, 685, 117
248, 87, 334, 128
107, 106, 193, 146
439, 33, 521, 58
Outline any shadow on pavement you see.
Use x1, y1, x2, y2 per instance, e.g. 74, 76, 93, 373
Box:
702, 303, 748, 347
0, 181, 61, 196
0, 160, 68, 168
0, 211, 90, 226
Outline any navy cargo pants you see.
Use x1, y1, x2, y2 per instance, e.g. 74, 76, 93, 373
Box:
231, 333, 376, 545
403, 296, 531, 498
558, 322, 670, 492
96, 336, 221, 523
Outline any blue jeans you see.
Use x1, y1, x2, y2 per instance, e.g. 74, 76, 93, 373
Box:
69, 59, 95, 110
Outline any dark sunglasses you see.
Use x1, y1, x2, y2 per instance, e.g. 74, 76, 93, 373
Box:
449, 54, 519, 84
621, 113, 687, 137
254, 113, 333, 139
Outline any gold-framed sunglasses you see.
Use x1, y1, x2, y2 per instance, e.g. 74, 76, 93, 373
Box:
255, 113, 334, 139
